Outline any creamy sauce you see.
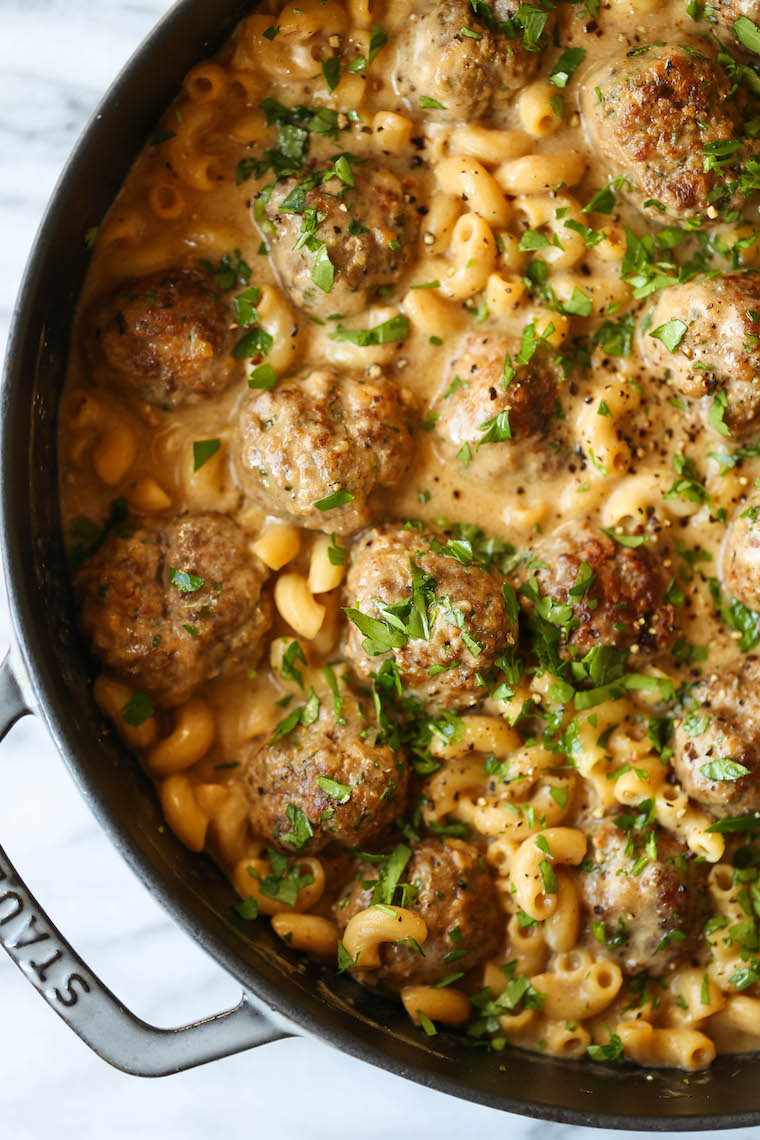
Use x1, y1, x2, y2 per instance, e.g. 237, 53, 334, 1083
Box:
59, 0, 760, 1069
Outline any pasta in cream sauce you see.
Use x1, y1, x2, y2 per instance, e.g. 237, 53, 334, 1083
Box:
59, 0, 760, 1070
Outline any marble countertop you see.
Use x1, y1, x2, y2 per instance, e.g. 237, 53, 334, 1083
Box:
0, 2, 753, 1135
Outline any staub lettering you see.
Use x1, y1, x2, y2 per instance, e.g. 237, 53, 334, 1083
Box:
0, 856, 91, 1009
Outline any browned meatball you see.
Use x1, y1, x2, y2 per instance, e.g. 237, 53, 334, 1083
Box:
245, 691, 408, 854
77, 513, 272, 707
712, 0, 760, 30
581, 44, 751, 220
526, 529, 677, 658
233, 369, 416, 535
432, 333, 558, 468
85, 269, 237, 407
642, 273, 760, 433
723, 497, 760, 608
392, 0, 541, 121
263, 168, 418, 318
673, 658, 760, 818
343, 524, 515, 707
334, 838, 502, 989
575, 820, 703, 976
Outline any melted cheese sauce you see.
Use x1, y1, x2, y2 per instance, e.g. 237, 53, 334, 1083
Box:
58, 0, 760, 1069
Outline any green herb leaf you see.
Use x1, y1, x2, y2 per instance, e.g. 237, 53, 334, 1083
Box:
281, 640, 307, 688
311, 244, 335, 293
708, 578, 760, 651
249, 362, 277, 390
417, 1010, 437, 1036
601, 527, 646, 548
368, 23, 388, 62
419, 95, 446, 110
169, 567, 204, 593
650, 318, 689, 353
587, 1033, 624, 1063
316, 775, 352, 803
700, 758, 751, 782
314, 488, 354, 511
235, 896, 259, 920
735, 15, 760, 55
478, 410, 512, 446
549, 46, 586, 88
279, 804, 314, 851
120, 691, 154, 726
371, 843, 412, 906
329, 314, 410, 346
322, 56, 341, 92
233, 327, 274, 359
193, 438, 221, 471
708, 389, 730, 437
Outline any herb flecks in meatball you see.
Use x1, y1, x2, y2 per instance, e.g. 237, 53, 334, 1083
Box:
673, 658, 760, 818
77, 512, 272, 706
524, 529, 677, 659
234, 368, 416, 535
334, 838, 502, 989
262, 167, 418, 318
575, 819, 704, 976
433, 333, 559, 469
85, 268, 238, 407
392, 0, 544, 122
245, 689, 408, 854
343, 524, 515, 708
582, 43, 755, 220
642, 272, 760, 433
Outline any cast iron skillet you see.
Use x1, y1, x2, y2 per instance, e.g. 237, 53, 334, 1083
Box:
2, 0, 758, 1126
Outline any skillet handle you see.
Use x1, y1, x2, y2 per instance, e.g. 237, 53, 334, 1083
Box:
0, 654, 291, 1076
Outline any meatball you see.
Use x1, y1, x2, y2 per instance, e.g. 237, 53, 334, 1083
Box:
526, 529, 677, 658
641, 273, 760, 433
334, 838, 502, 989
245, 690, 408, 854
392, 0, 540, 122
85, 269, 237, 407
723, 497, 760, 608
263, 168, 418, 318
672, 658, 760, 818
432, 333, 558, 466
581, 44, 749, 220
77, 512, 272, 707
575, 820, 703, 976
343, 524, 515, 707
233, 369, 416, 535
712, 0, 760, 30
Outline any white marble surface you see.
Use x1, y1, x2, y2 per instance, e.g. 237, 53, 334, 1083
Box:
0, 2, 755, 1135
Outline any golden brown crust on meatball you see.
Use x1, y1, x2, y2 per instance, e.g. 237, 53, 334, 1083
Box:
77, 512, 272, 706
673, 658, 760, 818
432, 333, 559, 464
711, 0, 760, 30
581, 44, 750, 220
723, 497, 760, 608
642, 272, 760, 433
392, 0, 542, 121
343, 523, 516, 707
575, 820, 704, 976
263, 168, 418, 318
233, 369, 416, 535
334, 838, 503, 989
245, 690, 408, 854
527, 529, 677, 658
85, 269, 237, 407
